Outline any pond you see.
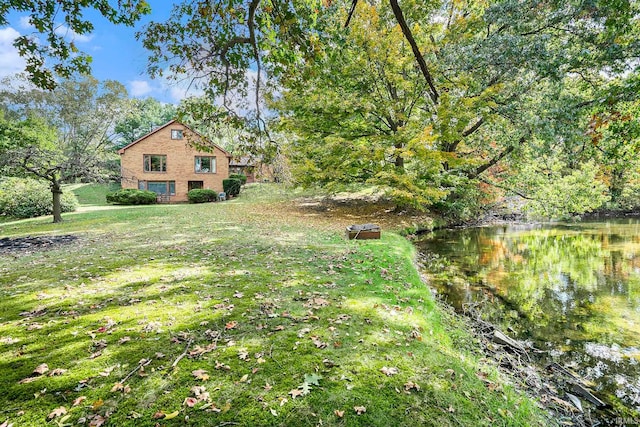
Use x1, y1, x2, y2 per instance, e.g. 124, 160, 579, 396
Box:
416, 219, 640, 417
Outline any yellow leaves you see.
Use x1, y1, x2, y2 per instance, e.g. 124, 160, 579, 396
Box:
153, 410, 180, 420
91, 399, 104, 411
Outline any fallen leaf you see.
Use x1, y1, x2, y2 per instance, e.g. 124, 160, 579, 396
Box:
48, 368, 66, 376
264, 383, 272, 391
404, 381, 420, 392
354, 406, 366, 415
73, 396, 87, 407
225, 321, 238, 330
47, 406, 67, 419
233, 291, 244, 298
111, 382, 124, 392
289, 388, 303, 399
192, 369, 210, 381
118, 336, 131, 344
184, 397, 198, 407
33, 364, 49, 375
214, 360, 230, 370
239, 374, 249, 383
88, 414, 106, 427
334, 409, 345, 418
99, 366, 115, 377
310, 336, 327, 349
381, 366, 399, 376
92, 399, 104, 410
304, 373, 322, 386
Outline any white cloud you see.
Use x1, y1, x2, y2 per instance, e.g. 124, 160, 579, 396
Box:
129, 80, 153, 97
19, 16, 34, 29
54, 25, 93, 43
0, 27, 26, 79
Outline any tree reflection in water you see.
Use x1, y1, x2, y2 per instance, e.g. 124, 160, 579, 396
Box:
418, 220, 640, 412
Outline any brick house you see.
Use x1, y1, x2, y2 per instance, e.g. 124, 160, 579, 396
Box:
118, 120, 232, 202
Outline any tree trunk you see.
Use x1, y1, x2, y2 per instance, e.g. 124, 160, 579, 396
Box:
51, 181, 63, 223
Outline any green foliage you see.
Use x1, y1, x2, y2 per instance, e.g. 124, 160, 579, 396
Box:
0, 177, 77, 218
229, 173, 247, 185
114, 98, 177, 148
187, 189, 218, 203
106, 189, 157, 205
1, 1, 150, 89
140, 0, 640, 218
0, 75, 128, 184
223, 178, 242, 197
517, 160, 610, 219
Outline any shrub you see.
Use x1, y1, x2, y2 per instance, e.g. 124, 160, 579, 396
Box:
106, 189, 157, 205
223, 178, 242, 197
187, 189, 218, 203
0, 177, 78, 218
229, 173, 247, 185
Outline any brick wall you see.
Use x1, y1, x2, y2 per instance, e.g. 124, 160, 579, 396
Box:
120, 123, 230, 202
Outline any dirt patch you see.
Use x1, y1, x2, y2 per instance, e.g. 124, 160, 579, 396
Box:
0, 235, 78, 255
289, 195, 434, 233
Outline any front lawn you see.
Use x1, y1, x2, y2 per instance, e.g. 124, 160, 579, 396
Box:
0, 184, 549, 426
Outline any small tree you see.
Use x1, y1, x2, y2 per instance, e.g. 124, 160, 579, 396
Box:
0, 114, 68, 222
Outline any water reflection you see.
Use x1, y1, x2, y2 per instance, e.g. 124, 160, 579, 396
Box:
417, 220, 640, 412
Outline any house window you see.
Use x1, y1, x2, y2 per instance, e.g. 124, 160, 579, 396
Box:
143, 154, 167, 172
140, 181, 175, 195
188, 181, 204, 191
195, 156, 216, 173
171, 129, 183, 140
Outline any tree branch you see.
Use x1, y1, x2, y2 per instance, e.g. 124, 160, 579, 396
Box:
389, 0, 439, 104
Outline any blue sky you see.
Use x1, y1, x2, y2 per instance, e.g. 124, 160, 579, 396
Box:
0, 4, 191, 104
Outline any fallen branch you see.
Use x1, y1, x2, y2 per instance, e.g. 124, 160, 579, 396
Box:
120, 358, 153, 384
172, 338, 194, 368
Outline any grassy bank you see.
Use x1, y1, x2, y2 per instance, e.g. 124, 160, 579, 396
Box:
0, 184, 549, 426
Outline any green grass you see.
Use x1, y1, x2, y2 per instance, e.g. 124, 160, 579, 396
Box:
66, 182, 121, 206
0, 184, 551, 426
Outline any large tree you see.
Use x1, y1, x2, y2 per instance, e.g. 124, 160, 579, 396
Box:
141, 0, 640, 216
1, 0, 150, 89
0, 75, 129, 222
114, 97, 177, 148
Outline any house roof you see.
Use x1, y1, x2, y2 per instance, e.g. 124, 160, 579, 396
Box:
117, 119, 232, 157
